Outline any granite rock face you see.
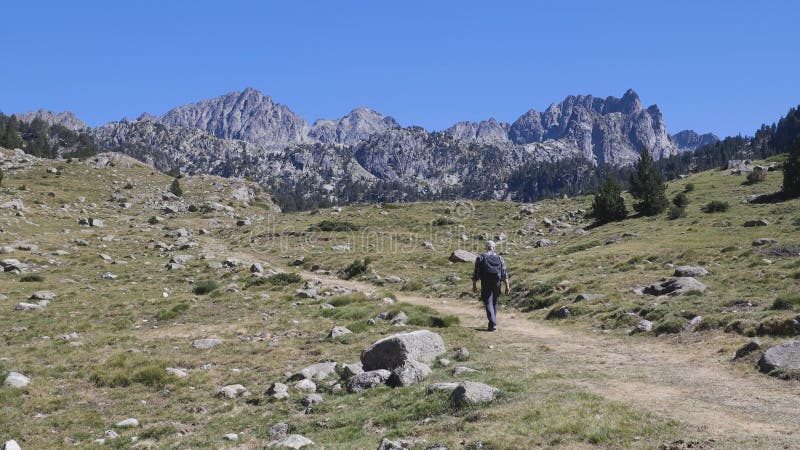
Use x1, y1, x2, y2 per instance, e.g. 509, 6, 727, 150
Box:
671, 130, 720, 152
14, 109, 87, 131
309, 106, 399, 145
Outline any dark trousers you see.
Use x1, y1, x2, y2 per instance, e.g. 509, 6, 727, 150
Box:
480, 279, 501, 329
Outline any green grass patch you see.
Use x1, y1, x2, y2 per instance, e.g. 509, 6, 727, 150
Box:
192, 279, 219, 295
701, 200, 730, 213
155, 302, 190, 321
771, 294, 800, 310
563, 241, 601, 254
19, 274, 44, 282
310, 220, 360, 232
262, 272, 302, 286
342, 257, 371, 280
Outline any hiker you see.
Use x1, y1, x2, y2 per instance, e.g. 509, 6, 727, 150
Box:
472, 240, 510, 331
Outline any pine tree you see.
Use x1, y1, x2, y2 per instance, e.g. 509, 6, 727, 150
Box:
0, 167, 4, 188
783, 138, 800, 197
629, 147, 668, 215
170, 178, 183, 197
3, 116, 23, 150
591, 176, 627, 224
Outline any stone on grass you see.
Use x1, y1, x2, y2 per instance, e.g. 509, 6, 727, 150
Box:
30, 291, 55, 301
753, 238, 778, 246
300, 393, 323, 407
337, 362, 364, 380
115, 418, 139, 428
361, 330, 446, 371
192, 338, 222, 349
346, 369, 391, 393
166, 367, 188, 378
267, 382, 289, 399
452, 366, 478, 376
744, 219, 769, 227
551, 305, 572, 318
217, 384, 250, 399
635, 319, 653, 333
758, 341, 800, 373
535, 239, 557, 247
330, 326, 352, 338
643, 277, 706, 296
4, 440, 22, 450
453, 347, 470, 361
223, 433, 239, 441
574, 293, 606, 302
448, 250, 477, 263
428, 382, 459, 394
273, 434, 314, 449
388, 360, 431, 387
378, 438, 406, 450
0, 199, 24, 210
104, 429, 119, 439
290, 362, 337, 381
673, 266, 708, 277
4, 372, 30, 388
451, 381, 499, 407
15, 302, 45, 311
293, 379, 317, 392
250, 263, 264, 273
270, 422, 289, 438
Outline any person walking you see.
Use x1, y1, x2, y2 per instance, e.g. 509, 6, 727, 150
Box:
472, 240, 510, 331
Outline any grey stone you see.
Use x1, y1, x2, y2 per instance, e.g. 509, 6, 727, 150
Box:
115, 418, 139, 428
635, 319, 653, 333
330, 326, 352, 338
3, 441, 21, 450
272, 434, 314, 449
192, 338, 222, 349
551, 305, 572, 318
448, 250, 477, 263
388, 360, 431, 387
250, 263, 264, 273
104, 429, 119, 439
453, 347, 470, 361
269, 422, 289, 438
346, 369, 391, 393
293, 379, 317, 392
217, 384, 250, 399
744, 219, 769, 227
267, 382, 289, 399
30, 291, 56, 301
673, 266, 708, 277
535, 239, 557, 247
378, 438, 406, 450
452, 366, 479, 376
451, 381, 499, 407
337, 362, 364, 380
300, 393, 323, 406
166, 367, 188, 378
752, 238, 778, 246
290, 362, 337, 381
643, 277, 706, 296
15, 302, 45, 311
361, 330, 446, 371
4, 372, 31, 388
427, 382, 459, 394
758, 341, 800, 373
223, 433, 239, 441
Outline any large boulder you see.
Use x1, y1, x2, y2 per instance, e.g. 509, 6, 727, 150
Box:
361, 330, 446, 371
643, 277, 706, 296
272, 434, 314, 449
3, 372, 31, 388
758, 341, 800, 373
346, 369, 391, 393
451, 381, 499, 407
449, 250, 477, 263
388, 360, 432, 387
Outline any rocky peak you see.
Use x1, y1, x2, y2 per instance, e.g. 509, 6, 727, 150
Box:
446, 118, 510, 143
671, 130, 720, 152
158, 88, 308, 147
13, 109, 87, 131
309, 107, 399, 145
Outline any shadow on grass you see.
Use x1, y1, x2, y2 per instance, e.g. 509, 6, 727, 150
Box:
748, 191, 791, 204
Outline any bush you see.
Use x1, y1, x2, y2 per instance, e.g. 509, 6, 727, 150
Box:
169, 178, 183, 197
193, 280, 218, 295
432, 217, 456, 226
187, 204, 198, 212
591, 177, 627, 224
342, 257, 371, 280
155, 303, 190, 321
131, 366, 170, 388
147, 216, 159, 225
684, 183, 695, 192
701, 200, 730, 213
783, 138, 800, 197
653, 316, 685, 335
672, 192, 689, 208
266, 272, 303, 286
310, 220, 360, 232
19, 274, 44, 282
772, 295, 800, 310
667, 205, 686, 220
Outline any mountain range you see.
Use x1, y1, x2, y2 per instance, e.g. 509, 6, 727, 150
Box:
8, 88, 719, 207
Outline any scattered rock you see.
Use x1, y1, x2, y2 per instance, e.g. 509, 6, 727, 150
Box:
752, 238, 778, 246
453, 347, 470, 361
734, 340, 761, 360
293, 379, 317, 392
330, 326, 352, 338
331, 244, 351, 252
115, 418, 139, 428
448, 250, 477, 263
270, 422, 289, 438
378, 438, 407, 450
643, 277, 706, 296
30, 291, 56, 301
15, 302, 45, 311
438, 358, 450, 367
223, 433, 239, 441
744, 219, 769, 227
361, 330, 446, 371
166, 368, 188, 378
673, 266, 708, 277
217, 384, 251, 399
550, 305, 572, 318
300, 393, 323, 407
267, 382, 289, 400
451, 381, 499, 407
758, 341, 800, 373
535, 239, 557, 247
290, 362, 337, 381
192, 338, 222, 349
635, 319, 653, 333
452, 366, 478, 376
272, 434, 314, 449
3, 372, 31, 388
0, 199, 24, 210
250, 263, 264, 273
337, 362, 364, 380
427, 382, 459, 394
346, 369, 391, 393
388, 360, 432, 387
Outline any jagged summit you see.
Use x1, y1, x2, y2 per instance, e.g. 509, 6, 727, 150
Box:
671, 129, 720, 152
13, 109, 87, 131
309, 106, 399, 145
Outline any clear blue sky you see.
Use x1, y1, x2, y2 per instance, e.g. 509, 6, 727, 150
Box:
1, 0, 798, 137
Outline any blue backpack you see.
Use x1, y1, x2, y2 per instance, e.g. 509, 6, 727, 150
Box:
480, 254, 503, 282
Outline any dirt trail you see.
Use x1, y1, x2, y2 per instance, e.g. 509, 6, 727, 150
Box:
308, 274, 800, 446
212, 241, 800, 446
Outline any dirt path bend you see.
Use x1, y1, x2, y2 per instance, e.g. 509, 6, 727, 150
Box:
304, 273, 800, 446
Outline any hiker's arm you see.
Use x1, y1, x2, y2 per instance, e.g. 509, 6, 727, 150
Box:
472, 257, 481, 293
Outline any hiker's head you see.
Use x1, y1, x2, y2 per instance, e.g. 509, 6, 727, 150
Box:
486, 240, 496, 251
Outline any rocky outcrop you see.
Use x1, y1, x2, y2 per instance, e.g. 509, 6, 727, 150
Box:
446, 118, 510, 143
159, 88, 309, 147
309, 107, 398, 145
14, 109, 87, 131
671, 130, 720, 152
